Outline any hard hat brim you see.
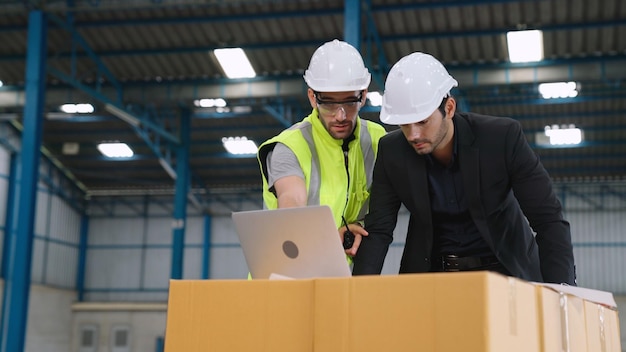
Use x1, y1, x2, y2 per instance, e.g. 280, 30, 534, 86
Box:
304, 74, 371, 92
380, 108, 433, 125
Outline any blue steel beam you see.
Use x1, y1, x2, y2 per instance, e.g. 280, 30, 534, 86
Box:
0, 10, 47, 352
170, 107, 191, 279
46, 67, 180, 145
344, 0, 361, 50
362, 0, 388, 89
43, 13, 182, 184
75, 215, 89, 302
261, 104, 292, 128
202, 215, 212, 279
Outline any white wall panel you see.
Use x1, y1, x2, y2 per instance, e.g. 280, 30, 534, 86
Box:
211, 216, 240, 244
143, 248, 171, 288
210, 247, 249, 280
181, 247, 202, 280
0, 145, 9, 225
86, 249, 142, 289
144, 218, 171, 244
34, 191, 49, 236
31, 238, 45, 283
49, 196, 80, 243
183, 217, 204, 244
24, 284, 75, 352
89, 218, 145, 245
0, 146, 9, 264
45, 243, 78, 288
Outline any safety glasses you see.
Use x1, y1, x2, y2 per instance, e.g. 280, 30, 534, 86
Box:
314, 92, 363, 116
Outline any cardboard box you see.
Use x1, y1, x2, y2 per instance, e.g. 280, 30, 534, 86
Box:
316, 272, 540, 352
165, 272, 540, 352
165, 279, 314, 351
535, 285, 587, 352
584, 300, 622, 352
535, 283, 621, 352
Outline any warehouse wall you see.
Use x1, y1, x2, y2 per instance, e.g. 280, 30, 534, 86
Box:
0, 127, 82, 290
0, 282, 75, 352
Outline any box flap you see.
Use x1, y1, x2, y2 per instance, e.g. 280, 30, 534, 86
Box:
535, 283, 617, 308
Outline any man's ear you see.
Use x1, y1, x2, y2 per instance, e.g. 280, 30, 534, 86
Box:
445, 97, 457, 118
306, 88, 317, 109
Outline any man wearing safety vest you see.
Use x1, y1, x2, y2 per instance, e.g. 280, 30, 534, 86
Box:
258, 39, 386, 258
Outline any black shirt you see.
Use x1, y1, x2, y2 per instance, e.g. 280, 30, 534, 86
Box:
426, 120, 493, 258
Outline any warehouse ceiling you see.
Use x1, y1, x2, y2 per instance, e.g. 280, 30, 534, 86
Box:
0, 0, 625, 210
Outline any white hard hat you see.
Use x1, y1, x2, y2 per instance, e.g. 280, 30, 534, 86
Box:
380, 52, 458, 125
303, 39, 371, 92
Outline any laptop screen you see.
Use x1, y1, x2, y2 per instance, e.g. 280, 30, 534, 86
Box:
232, 205, 352, 279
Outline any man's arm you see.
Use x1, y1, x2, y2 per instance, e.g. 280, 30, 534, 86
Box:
274, 175, 307, 208
506, 120, 576, 285
266, 143, 307, 208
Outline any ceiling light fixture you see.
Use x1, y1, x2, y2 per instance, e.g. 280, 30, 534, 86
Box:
536, 124, 583, 147
538, 82, 579, 99
544, 125, 583, 145
60, 103, 94, 114
97, 142, 134, 158
506, 29, 544, 63
222, 136, 257, 155
194, 98, 227, 108
214, 48, 256, 79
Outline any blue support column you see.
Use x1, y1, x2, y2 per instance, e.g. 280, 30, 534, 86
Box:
75, 215, 89, 301
170, 108, 191, 279
0, 153, 18, 279
0, 10, 47, 352
202, 214, 212, 279
344, 0, 362, 49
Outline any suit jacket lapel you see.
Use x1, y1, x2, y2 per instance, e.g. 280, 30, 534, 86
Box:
456, 115, 492, 247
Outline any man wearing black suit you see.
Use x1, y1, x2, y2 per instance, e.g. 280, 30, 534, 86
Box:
352, 52, 576, 285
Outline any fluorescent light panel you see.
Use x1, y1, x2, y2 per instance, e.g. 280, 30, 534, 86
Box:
222, 136, 257, 155
214, 48, 256, 79
60, 103, 94, 114
97, 142, 134, 158
194, 98, 227, 108
536, 124, 583, 146
539, 81, 578, 99
507, 30, 544, 63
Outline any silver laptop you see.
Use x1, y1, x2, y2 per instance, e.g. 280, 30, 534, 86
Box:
232, 205, 352, 279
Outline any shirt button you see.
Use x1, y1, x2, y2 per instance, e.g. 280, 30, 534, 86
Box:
424, 258, 430, 262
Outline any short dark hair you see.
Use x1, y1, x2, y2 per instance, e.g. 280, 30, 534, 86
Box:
437, 96, 449, 117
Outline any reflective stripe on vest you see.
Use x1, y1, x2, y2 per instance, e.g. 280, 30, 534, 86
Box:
298, 119, 377, 211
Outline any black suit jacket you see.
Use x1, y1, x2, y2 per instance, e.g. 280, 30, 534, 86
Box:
353, 112, 576, 285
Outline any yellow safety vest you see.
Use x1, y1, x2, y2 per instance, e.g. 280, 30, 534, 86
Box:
258, 109, 386, 228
